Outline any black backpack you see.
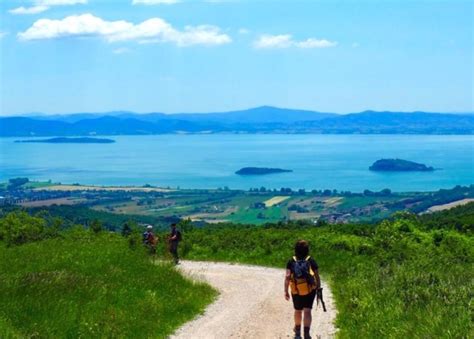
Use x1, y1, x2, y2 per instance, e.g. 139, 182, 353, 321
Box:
293, 256, 316, 286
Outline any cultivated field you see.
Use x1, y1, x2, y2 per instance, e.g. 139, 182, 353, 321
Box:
427, 198, 474, 212
264, 196, 290, 207
19, 198, 85, 207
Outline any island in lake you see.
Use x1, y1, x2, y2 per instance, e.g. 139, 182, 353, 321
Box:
236, 167, 293, 175
15, 137, 115, 144
369, 159, 434, 172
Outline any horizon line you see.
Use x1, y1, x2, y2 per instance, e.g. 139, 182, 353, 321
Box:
2, 105, 474, 117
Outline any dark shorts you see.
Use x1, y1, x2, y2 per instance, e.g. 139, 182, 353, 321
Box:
292, 290, 316, 310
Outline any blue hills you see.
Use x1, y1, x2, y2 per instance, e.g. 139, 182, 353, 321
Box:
1, 106, 473, 136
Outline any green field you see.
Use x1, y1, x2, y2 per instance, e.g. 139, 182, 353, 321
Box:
3, 181, 474, 225
228, 205, 286, 224
0, 213, 216, 338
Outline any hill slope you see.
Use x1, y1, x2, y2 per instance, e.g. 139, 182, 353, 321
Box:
0, 222, 216, 338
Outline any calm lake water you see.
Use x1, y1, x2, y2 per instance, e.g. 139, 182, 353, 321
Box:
1, 135, 473, 192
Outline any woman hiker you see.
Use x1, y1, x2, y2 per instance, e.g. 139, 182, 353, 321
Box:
284, 240, 321, 339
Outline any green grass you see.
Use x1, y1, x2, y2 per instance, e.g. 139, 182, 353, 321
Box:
180, 218, 474, 338
227, 206, 285, 224
336, 196, 396, 210
0, 233, 216, 338
23, 181, 56, 189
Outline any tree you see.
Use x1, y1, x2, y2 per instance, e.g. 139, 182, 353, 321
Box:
121, 221, 133, 237
90, 219, 103, 234
7, 177, 29, 190
0, 211, 45, 246
364, 189, 374, 196
179, 218, 194, 232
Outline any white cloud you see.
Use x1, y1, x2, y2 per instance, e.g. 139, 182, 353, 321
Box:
0, 31, 8, 39
9, 0, 87, 15
132, 0, 180, 4
253, 34, 293, 48
18, 14, 232, 47
295, 38, 337, 48
40, 0, 87, 4
254, 34, 337, 49
113, 47, 131, 54
238, 28, 250, 35
9, 6, 49, 14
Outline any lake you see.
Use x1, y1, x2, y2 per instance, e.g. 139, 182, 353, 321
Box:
1, 134, 473, 192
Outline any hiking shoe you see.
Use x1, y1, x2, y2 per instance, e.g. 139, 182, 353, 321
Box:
294, 335, 302, 339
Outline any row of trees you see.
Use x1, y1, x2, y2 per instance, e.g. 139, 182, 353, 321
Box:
248, 186, 392, 197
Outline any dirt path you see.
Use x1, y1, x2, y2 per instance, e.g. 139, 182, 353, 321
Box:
170, 261, 337, 339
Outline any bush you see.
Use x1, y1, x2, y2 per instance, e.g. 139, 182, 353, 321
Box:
0, 211, 46, 246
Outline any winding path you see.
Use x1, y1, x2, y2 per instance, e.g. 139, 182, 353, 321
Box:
170, 261, 337, 339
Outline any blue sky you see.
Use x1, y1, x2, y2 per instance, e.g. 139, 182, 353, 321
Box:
0, 0, 472, 115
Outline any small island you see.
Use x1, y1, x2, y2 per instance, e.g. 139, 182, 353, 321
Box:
15, 137, 116, 144
369, 159, 434, 172
236, 167, 293, 175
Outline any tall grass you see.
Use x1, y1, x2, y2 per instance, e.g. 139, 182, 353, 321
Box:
177, 218, 473, 338
0, 232, 216, 338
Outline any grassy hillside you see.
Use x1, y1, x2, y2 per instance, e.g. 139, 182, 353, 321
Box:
1, 204, 472, 338
171, 206, 474, 338
0, 213, 216, 338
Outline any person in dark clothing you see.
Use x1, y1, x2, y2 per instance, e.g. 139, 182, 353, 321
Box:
284, 240, 321, 339
168, 223, 180, 264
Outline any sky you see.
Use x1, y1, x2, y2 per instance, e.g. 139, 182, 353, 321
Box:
0, 0, 472, 115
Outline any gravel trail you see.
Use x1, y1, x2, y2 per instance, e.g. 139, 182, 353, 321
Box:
170, 261, 337, 339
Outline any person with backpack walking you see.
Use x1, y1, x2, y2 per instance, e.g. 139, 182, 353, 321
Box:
143, 225, 158, 255
168, 223, 182, 265
284, 240, 321, 339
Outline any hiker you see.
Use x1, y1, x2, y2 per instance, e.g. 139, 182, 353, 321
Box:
143, 225, 158, 254
168, 223, 182, 264
284, 240, 321, 339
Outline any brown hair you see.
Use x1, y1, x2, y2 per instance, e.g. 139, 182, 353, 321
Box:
294, 240, 310, 259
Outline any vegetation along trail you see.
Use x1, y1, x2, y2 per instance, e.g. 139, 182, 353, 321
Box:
170, 261, 337, 339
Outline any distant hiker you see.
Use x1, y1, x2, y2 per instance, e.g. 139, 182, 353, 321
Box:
143, 225, 158, 254
284, 240, 321, 339
168, 223, 182, 265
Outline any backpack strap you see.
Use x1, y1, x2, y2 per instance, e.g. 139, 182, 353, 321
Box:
290, 256, 300, 295
305, 256, 317, 291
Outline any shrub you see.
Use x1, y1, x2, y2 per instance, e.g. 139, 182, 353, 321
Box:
0, 211, 46, 246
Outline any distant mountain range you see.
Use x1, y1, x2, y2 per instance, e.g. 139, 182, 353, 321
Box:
1, 106, 473, 136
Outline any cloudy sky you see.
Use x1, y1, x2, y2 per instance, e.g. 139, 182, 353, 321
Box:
0, 0, 472, 115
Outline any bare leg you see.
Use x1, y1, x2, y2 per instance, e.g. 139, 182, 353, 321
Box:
294, 310, 302, 326
303, 308, 312, 327
303, 308, 312, 338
